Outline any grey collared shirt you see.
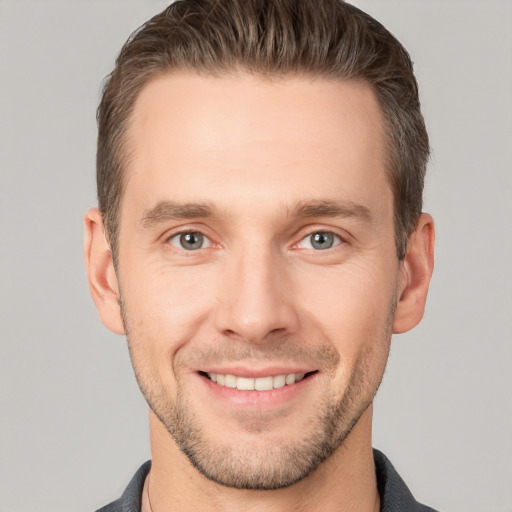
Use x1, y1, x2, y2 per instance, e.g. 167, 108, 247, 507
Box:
95, 449, 439, 512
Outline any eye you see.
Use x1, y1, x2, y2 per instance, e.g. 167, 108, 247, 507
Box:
298, 231, 342, 250
168, 231, 211, 251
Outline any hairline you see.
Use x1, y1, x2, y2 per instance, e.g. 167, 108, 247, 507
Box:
108, 68, 408, 263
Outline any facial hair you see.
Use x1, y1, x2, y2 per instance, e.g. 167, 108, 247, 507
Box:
121, 296, 394, 490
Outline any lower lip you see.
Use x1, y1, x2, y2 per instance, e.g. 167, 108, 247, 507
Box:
198, 373, 316, 408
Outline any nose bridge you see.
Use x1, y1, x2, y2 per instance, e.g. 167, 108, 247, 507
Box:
215, 240, 297, 343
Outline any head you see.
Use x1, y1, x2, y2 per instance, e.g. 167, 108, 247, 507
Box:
97, 0, 429, 265
86, 0, 434, 492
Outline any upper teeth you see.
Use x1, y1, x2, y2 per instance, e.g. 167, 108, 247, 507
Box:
208, 373, 305, 391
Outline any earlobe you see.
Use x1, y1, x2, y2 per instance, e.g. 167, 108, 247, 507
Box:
83, 208, 125, 335
393, 213, 435, 334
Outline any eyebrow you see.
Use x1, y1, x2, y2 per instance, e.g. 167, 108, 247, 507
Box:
140, 198, 373, 229
290, 199, 373, 223
140, 200, 217, 228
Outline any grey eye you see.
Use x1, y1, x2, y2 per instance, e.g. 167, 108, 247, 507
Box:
300, 232, 341, 250
169, 231, 210, 250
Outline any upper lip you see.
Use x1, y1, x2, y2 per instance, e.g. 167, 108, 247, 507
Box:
197, 366, 316, 378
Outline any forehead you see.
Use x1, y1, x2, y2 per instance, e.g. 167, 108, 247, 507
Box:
122, 72, 390, 222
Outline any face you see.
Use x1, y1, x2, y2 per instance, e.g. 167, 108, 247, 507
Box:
115, 73, 402, 489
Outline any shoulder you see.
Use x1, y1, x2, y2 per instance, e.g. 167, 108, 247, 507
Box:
373, 449, 439, 512
94, 460, 151, 512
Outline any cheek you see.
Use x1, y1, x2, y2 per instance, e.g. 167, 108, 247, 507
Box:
294, 259, 398, 351
120, 264, 217, 366
299, 264, 395, 404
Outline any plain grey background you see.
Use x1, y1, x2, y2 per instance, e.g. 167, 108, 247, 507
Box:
1, 1, 511, 511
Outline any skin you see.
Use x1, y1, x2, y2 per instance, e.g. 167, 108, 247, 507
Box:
84, 73, 434, 512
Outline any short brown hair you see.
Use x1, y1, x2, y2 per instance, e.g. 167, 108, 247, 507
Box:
97, 0, 429, 263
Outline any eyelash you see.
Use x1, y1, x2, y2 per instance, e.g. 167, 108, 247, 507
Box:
296, 231, 343, 251
166, 228, 344, 252
167, 231, 212, 251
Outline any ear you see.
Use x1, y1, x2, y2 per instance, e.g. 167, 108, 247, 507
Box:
83, 208, 125, 335
393, 213, 435, 334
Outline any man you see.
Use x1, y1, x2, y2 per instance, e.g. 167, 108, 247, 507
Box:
84, 0, 436, 510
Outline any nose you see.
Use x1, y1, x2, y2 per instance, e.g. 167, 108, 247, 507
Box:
214, 246, 299, 344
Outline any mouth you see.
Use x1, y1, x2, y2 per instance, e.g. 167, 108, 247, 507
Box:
199, 371, 318, 391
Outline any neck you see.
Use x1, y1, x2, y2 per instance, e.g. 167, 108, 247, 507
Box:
145, 407, 380, 512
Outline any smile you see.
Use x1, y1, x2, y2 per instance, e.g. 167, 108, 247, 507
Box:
204, 372, 313, 391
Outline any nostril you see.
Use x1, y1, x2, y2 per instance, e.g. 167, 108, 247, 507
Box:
269, 327, 287, 336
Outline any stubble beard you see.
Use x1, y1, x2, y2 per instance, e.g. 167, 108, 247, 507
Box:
162, 371, 378, 490
121, 299, 394, 491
